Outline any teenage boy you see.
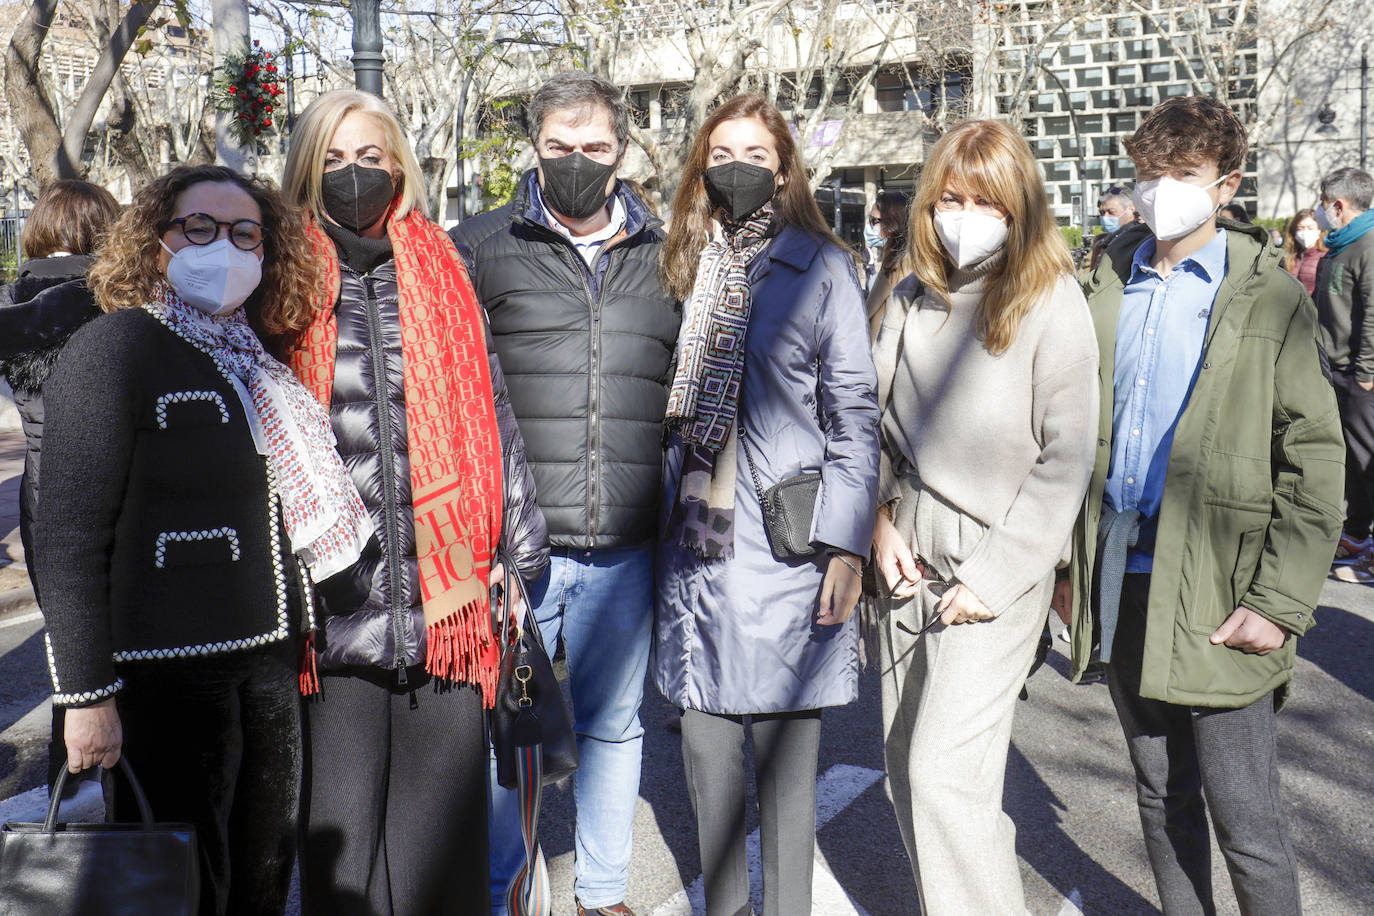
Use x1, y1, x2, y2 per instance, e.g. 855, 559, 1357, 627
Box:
1057, 96, 1344, 914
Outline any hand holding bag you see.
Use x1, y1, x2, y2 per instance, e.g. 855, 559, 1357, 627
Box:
739, 424, 820, 559
0, 757, 200, 916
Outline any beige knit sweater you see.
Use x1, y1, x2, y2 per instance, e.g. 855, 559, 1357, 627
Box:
873, 257, 1099, 613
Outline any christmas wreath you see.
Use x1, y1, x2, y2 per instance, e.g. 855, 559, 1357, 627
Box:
214, 40, 283, 149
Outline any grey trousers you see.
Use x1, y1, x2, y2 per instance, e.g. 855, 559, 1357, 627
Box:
1107, 575, 1302, 916
878, 483, 1050, 916
679, 707, 823, 916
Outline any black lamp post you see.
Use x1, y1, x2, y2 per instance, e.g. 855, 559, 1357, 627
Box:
351, 0, 384, 98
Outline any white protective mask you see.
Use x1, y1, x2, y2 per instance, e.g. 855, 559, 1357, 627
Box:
1295, 228, 1321, 250
1132, 175, 1228, 241
934, 209, 1009, 268
161, 238, 263, 316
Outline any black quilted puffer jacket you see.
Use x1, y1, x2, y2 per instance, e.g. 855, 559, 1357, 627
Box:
0, 257, 101, 578
450, 172, 680, 549
312, 239, 548, 676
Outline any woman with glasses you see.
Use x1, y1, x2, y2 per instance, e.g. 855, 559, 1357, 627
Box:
32, 165, 372, 915
870, 120, 1098, 915
281, 89, 547, 916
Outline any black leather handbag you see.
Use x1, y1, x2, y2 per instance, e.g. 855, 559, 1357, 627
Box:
739, 425, 821, 560
0, 757, 199, 916
490, 556, 579, 790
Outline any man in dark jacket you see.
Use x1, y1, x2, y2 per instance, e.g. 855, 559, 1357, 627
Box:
1312, 168, 1374, 577
1061, 96, 1343, 916
451, 71, 678, 916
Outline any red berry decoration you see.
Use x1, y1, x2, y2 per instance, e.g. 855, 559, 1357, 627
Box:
215, 41, 285, 151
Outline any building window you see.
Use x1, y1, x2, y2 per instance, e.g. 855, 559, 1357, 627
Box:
875, 65, 969, 115
1110, 65, 1137, 86
660, 86, 688, 130
1077, 68, 1105, 88
628, 89, 651, 129
1142, 61, 1170, 82
1124, 40, 1150, 60
1109, 112, 1136, 133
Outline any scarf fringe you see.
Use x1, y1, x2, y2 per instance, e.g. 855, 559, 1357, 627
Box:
299, 629, 320, 697
425, 601, 500, 708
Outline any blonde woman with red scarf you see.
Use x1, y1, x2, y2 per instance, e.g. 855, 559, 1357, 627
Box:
282, 90, 548, 916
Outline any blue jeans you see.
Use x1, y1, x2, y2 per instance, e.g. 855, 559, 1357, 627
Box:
489, 545, 654, 912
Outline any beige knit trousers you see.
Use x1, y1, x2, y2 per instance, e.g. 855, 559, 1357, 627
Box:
878, 482, 1052, 916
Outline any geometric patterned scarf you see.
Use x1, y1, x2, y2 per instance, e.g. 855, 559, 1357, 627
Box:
143, 285, 374, 582
290, 208, 504, 706
664, 205, 775, 557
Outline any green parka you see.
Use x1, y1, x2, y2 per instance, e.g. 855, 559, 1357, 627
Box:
1068, 221, 1345, 708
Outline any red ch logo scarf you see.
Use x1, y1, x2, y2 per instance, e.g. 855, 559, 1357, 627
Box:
291, 208, 504, 706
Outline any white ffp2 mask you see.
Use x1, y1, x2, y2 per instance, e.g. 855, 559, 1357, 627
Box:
1132, 175, 1228, 241
934, 209, 1009, 268
1295, 228, 1321, 250
161, 238, 263, 316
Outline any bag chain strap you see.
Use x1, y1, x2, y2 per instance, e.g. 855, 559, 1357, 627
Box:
735, 420, 771, 511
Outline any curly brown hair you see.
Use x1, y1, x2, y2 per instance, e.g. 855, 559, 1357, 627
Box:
88, 165, 321, 356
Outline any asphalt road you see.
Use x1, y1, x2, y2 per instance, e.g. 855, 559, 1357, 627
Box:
3, 574, 1372, 915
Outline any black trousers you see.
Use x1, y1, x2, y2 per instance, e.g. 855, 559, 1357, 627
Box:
1332, 372, 1374, 538
1106, 576, 1301, 916
300, 666, 489, 916
679, 707, 823, 916
115, 642, 301, 916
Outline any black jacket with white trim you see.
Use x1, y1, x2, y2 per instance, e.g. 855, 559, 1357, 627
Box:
33, 308, 306, 707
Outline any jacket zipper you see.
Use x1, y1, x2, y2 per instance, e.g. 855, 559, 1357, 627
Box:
529, 219, 621, 549
356, 266, 409, 679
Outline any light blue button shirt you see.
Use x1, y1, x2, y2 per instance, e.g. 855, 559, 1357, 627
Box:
1105, 228, 1228, 573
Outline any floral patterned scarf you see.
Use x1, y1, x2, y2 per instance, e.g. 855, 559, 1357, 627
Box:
143, 286, 373, 582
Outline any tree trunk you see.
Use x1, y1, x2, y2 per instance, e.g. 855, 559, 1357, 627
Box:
212, 0, 253, 171
3, 0, 66, 186
57, 0, 162, 176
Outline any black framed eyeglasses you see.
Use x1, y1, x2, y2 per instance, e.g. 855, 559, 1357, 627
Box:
868, 215, 883, 227
1104, 185, 1128, 196
161, 213, 266, 251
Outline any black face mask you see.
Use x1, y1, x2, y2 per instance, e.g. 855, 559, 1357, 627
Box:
703, 161, 778, 222
539, 152, 617, 220
321, 163, 396, 232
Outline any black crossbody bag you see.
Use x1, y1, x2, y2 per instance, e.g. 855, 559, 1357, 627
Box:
739, 424, 821, 560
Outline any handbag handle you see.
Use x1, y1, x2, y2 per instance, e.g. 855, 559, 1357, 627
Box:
46, 757, 155, 834
494, 548, 530, 641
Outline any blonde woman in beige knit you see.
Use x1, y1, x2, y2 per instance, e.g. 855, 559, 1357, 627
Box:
871, 120, 1098, 915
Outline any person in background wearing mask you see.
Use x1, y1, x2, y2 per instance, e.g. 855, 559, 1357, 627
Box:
864, 188, 911, 338
33, 165, 372, 916
1310, 168, 1374, 579
450, 71, 678, 916
1089, 185, 1140, 270
655, 93, 879, 916
282, 89, 548, 915
1281, 208, 1325, 296
1062, 96, 1342, 916
871, 120, 1097, 915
